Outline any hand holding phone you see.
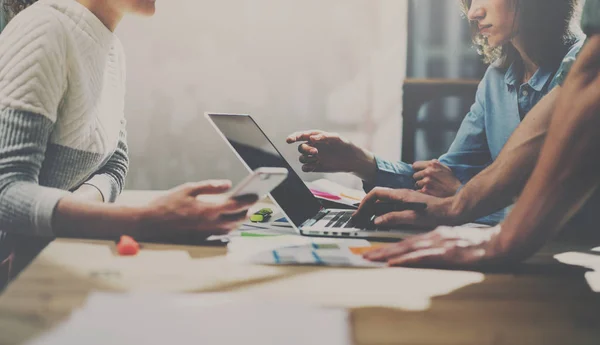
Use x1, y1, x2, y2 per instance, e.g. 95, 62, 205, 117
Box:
230, 167, 289, 200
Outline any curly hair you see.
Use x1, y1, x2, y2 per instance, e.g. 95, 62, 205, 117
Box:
461, 0, 580, 69
2, 0, 38, 18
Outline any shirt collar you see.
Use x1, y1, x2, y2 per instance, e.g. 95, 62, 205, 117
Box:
504, 60, 554, 92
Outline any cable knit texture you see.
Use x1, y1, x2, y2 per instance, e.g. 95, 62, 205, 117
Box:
0, 0, 129, 236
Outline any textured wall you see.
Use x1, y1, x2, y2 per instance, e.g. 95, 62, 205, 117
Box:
117, 0, 407, 190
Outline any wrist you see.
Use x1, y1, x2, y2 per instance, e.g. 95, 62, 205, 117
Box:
352, 148, 377, 182
446, 195, 467, 225
452, 180, 463, 195
129, 205, 152, 239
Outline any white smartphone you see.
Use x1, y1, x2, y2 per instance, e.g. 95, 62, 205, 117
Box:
230, 167, 289, 199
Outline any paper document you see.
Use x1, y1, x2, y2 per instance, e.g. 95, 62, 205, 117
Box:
252, 243, 385, 268
27, 292, 351, 345
227, 235, 382, 268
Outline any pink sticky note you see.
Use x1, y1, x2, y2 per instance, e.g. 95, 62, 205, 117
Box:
310, 189, 342, 200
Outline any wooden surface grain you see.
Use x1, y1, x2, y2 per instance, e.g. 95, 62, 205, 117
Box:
0, 191, 598, 345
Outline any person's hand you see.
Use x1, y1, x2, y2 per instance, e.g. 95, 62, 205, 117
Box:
412, 160, 462, 198
354, 187, 459, 228
363, 225, 503, 267
139, 180, 258, 240
286, 130, 376, 179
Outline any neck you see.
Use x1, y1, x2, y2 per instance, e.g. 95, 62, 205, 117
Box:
511, 37, 538, 83
76, 0, 123, 31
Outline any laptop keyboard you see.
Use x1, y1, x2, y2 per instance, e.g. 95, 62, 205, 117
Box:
317, 210, 377, 231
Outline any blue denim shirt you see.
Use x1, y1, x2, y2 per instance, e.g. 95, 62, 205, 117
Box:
367, 40, 583, 225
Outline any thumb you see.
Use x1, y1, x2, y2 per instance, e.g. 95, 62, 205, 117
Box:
184, 180, 232, 197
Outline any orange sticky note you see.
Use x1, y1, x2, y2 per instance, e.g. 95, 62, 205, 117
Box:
349, 245, 386, 255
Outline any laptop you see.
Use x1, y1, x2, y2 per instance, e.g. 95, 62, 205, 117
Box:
205, 113, 429, 240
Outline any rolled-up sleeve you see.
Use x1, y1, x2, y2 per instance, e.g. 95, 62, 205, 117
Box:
362, 157, 416, 193
83, 119, 129, 203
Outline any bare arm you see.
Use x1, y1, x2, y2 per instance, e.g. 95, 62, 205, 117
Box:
497, 36, 600, 258
53, 181, 259, 241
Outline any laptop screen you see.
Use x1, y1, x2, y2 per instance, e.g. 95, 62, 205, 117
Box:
207, 114, 322, 226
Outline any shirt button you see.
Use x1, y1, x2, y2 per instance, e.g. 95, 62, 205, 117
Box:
522, 89, 529, 97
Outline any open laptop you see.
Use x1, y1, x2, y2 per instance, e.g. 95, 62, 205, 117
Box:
206, 113, 429, 240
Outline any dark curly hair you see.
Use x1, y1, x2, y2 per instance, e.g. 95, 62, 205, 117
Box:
461, 0, 580, 69
2, 0, 38, 19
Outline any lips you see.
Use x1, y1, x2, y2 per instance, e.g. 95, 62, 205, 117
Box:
478, 24, 492, 34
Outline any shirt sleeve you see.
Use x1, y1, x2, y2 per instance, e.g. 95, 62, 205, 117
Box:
0, 9, 71, 236
438, 79, 491, 185
83, 119, 129, 203
362, 157, 416, 193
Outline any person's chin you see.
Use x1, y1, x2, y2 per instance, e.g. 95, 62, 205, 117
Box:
486, 34, 512, 49
136, 6, 156, 16
486, 38, 503, 48
136, 0, 156, 16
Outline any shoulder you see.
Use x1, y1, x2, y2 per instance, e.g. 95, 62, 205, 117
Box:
0, 4, 69, 120
0, 3, 68, 57
473, 64, 508, 100
552, 40, 585, 88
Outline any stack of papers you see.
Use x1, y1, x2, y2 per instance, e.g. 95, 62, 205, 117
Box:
27, 292, 352, 345
227, 235, 383, 268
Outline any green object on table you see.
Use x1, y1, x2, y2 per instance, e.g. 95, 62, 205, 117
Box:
250, 208, 273, 223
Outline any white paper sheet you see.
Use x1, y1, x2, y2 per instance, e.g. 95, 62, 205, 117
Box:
26, 292, 351, 345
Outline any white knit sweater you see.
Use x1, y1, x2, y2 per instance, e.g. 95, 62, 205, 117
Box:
0, 0, 129, 236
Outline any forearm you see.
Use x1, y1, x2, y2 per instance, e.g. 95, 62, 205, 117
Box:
53, 194, 143, 240
450, 88, 560, 223
498, 36, 600, 259
353, 149, 378, 183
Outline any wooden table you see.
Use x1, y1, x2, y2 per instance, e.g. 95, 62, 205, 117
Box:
0, 191, 599, 345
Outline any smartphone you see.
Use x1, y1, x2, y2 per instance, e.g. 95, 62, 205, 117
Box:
230, 167, 289, 200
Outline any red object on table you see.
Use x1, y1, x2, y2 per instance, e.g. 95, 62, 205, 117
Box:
117, 235, 140, 256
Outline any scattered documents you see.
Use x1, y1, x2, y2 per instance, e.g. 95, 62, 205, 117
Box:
26, 292, 352, 345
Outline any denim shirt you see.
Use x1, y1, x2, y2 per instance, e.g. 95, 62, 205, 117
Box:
367, 40, 583, 225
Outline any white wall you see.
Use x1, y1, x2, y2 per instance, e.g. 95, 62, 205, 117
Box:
117, 0, 408, 190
